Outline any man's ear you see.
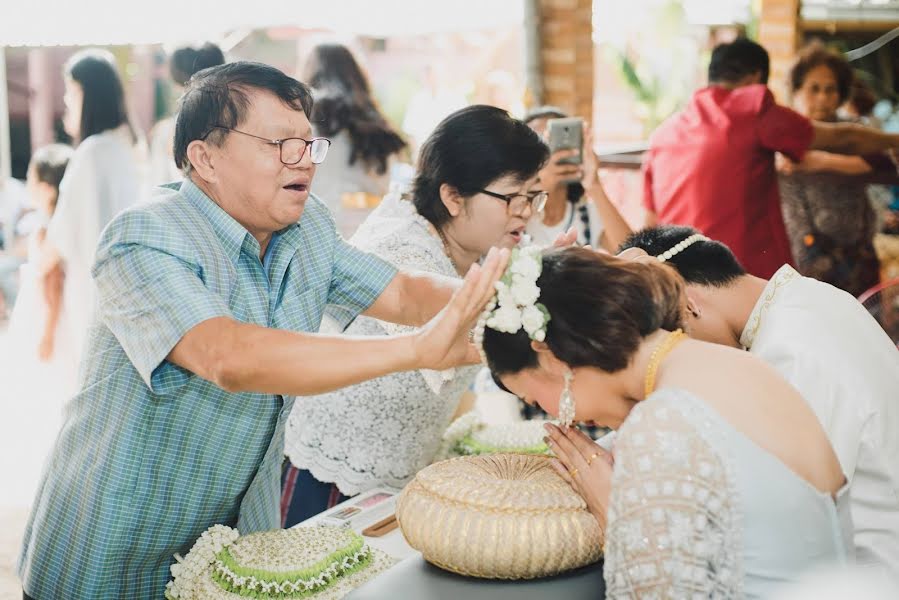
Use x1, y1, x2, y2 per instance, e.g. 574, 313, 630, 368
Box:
186, 140, 218, 184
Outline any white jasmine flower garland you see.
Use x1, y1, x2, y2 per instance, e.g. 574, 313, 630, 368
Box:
473, 246, 551, 363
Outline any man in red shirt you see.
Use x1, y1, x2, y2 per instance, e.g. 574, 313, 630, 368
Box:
643, 38, 899, 278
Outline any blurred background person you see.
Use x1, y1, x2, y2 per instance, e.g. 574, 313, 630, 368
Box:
301, 43, 407, 236
41, 49, 144, 371
149, 42, 225, 185
0, 177, 29, 320
523, 106, 632, 252
778, 43, 895, 297
0, 143, 75, 509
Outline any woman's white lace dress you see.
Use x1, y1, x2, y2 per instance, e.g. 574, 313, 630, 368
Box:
284, 193, 478, 495
604, 389, 852, 599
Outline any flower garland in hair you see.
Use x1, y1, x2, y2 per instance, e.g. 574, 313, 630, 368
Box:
473, 245, 550, 363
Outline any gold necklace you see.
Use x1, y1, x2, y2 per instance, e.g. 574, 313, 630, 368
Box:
643, 328, 687, 398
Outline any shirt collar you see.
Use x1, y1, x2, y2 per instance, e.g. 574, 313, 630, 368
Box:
740, 264, 800, 349
180, 178, 302, 265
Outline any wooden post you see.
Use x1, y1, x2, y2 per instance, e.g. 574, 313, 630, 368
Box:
537, 0, 594, 118
758, 0, 801, 102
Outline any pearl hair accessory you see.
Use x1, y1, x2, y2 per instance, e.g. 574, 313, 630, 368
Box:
655, 233, 709, 263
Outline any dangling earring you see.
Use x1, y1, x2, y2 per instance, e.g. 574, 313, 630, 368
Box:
558, 368, 576, 427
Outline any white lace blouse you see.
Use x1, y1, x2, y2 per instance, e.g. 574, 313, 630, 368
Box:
284, 193, 479, 496
604, 388, 851, 599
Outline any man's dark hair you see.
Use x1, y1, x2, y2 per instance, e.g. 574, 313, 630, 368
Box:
708, 38, 770, 85
174, 61, 314, 172
412, 105, 549, 230
64, 49, 130, 144
618, 225, 747, 287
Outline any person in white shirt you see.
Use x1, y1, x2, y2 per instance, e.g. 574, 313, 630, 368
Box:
523, 106, 631, 252
42, 49, 144, 368
619, 224, 899, 570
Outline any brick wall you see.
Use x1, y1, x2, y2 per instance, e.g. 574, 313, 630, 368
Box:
758, 0, 801, 102
538, 0, 594, 118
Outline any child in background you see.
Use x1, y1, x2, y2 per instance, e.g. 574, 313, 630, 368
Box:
1, 144, 76, 509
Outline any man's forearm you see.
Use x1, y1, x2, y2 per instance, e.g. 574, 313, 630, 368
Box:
171, 317, 423, 396
814, 122, 899, 155
404, 271, 459, 326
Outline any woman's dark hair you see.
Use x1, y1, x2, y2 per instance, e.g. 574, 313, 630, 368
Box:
618, 225, 747, 287
301, 43, 406, 175
64, 49, 130, 144
523, 105, 584, 204
170, 43, 225, 87
484, 247, 687, 378
413, 105, 549, 229
29, 144, 74, 208
708, 38, 770, 85
174, 61, 314, 172
789, 42, 854, 106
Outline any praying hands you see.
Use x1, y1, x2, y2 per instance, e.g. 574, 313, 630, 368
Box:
544, 423, 614, 531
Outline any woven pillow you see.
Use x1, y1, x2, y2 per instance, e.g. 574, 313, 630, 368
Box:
165, 525, 395, 599
397, 453, 603, 579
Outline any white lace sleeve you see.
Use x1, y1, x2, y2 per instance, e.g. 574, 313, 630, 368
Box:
604, 391, 741, 599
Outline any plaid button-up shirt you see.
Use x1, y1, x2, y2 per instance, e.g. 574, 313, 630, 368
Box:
18, 179, 397, 599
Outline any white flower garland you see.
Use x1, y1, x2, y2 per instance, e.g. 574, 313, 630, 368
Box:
474, 245, 550, 363
165, 524, 240, 599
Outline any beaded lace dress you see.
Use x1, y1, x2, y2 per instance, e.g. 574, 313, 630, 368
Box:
604, 389, 851, 599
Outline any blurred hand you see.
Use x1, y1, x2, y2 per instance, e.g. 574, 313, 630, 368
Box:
775, 152, 798, 175
539, 149, 582, 191
38, 332, 55, 362
551, 227, 578, 248
412, 247, 510, 370
580, 123, 602, 190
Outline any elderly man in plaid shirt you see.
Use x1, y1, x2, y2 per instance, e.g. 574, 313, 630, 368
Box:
18, 62, 508, 600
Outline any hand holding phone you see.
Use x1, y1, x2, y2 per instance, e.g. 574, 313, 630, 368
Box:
547, 117, 584, 166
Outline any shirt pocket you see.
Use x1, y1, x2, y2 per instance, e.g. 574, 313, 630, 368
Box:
273, 285, 327, 332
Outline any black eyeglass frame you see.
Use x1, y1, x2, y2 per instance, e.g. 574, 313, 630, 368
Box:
203, 126, 332, 165
477, 188, 549, 214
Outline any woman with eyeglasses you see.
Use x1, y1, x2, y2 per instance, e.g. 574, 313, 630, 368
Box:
282, 104, 549, 524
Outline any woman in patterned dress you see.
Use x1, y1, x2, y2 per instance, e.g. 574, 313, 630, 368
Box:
778, 43, 894, 297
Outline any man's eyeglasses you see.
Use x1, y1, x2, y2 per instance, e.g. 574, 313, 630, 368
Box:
204, 126, 331, 165
478, 189, 548, 215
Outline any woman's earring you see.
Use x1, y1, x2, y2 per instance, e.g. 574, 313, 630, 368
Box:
558, 368, 576, 427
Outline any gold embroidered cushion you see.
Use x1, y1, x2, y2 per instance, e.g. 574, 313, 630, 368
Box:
397, 453, 603, 579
